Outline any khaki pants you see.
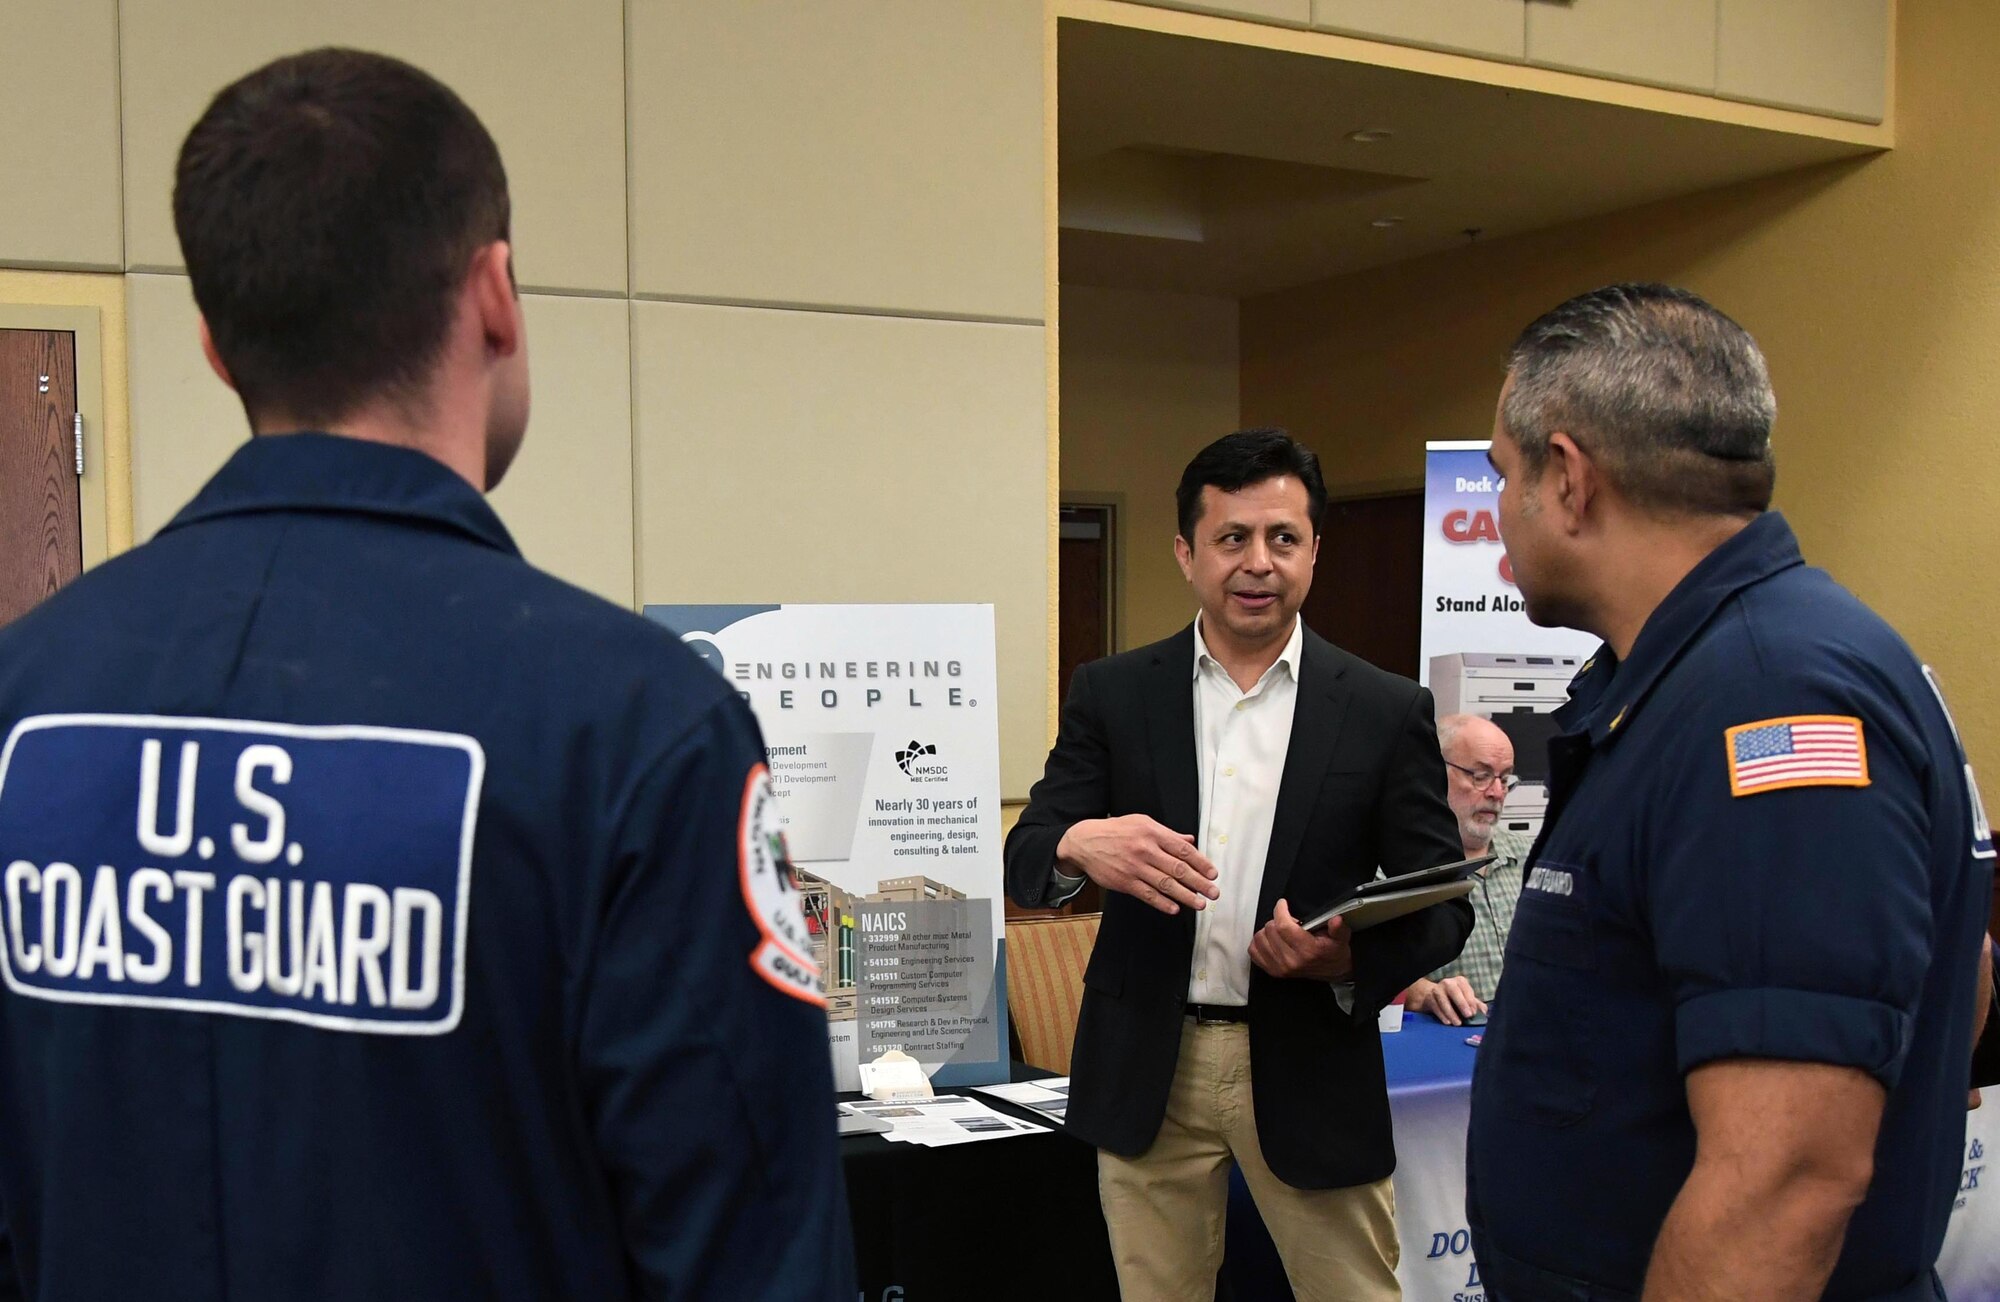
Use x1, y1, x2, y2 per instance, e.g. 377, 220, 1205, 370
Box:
1097, 1020, 1400, 1302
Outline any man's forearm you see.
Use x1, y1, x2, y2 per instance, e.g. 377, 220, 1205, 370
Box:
1349, 898, 1472, 1012
1020, 851, 1079, 909
1004, 818, 1075, 908
1643, 1160, 1862, 1302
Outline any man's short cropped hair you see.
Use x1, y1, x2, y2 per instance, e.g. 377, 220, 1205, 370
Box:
1502, 283, 1777, 517
1175, 428, 1330, 541
173, 47, 511, 428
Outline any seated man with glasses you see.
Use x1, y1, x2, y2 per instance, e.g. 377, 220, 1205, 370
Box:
1403, 713, 1531, 1026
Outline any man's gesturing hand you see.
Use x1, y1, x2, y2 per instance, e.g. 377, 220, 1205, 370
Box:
1249, 900, 1354, 982
1056, 816, 1220, 916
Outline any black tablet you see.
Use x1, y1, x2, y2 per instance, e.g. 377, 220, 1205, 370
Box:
1353, 853, 1495, 899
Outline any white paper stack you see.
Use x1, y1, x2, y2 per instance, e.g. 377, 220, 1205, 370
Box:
841, 1094, 1050, 1147
973, 1078, 1069, 1125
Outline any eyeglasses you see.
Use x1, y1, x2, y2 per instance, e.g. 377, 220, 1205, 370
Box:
1444, 759, 1519, 792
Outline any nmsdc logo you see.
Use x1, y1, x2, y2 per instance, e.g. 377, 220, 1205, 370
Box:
894, 740, 948, 783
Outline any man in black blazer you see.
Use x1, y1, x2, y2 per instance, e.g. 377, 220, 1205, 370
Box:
1007, 430, 1469, 1301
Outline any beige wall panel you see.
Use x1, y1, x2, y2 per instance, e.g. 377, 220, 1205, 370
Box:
1312, 0, 1526, 61
1526, 0, 1718, 93
1718, 0, 1888, 123
129, 274, 635, 604
127, 272, 242, 542
0, 1, 122, 269
489, 295, 634, 608
627, 0, 1044, 321
1240, 0, 2000, 782
118, 0, 625, 293
631, 301, 1049, 796
1142, 0, 1310, 26
1060, 285, 1240, 649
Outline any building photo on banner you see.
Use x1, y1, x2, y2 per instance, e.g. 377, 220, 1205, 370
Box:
1382, 441, 2000, 1302
643, 604, 1007, 1092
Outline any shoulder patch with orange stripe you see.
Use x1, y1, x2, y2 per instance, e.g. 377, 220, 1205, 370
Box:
737, 765, 826, 1005
1724, 715, 1869, 797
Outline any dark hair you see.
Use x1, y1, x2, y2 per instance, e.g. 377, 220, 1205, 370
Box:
173, 48, 511, 427
1502, 283, 1776, 517
1175, 428, 1328, 541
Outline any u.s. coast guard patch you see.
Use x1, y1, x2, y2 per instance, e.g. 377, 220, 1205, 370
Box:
0, 714, 481, 1035
737, 766, 824, 1005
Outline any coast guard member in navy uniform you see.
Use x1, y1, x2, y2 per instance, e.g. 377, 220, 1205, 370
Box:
1466, 284, 1993, 1301
0, 49, 851, 1300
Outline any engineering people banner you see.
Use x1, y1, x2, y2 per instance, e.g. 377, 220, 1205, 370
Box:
644, 603, 1008, 1091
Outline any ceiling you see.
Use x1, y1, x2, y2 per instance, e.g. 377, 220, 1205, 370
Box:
1058, 19, 1880, 299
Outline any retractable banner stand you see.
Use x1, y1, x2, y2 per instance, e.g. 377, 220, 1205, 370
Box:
1405, 441, 1594, 1302
1417, 440, 1596, 857
644, 604, 1007, 1092
1418, 441, 1597, 688
1389, 1085, 1484, 1302
1941, 1104, 2000, 1300
1393, 1085, 2000, 1302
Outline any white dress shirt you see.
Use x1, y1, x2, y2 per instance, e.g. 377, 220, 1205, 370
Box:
1186, 614, 1302, 1006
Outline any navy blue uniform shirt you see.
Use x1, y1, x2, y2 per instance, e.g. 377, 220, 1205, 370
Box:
1467, 512, 1993, 1301
0, 433, 854, 1300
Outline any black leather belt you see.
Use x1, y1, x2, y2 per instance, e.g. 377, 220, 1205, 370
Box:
1185, 1003, 1250, 1024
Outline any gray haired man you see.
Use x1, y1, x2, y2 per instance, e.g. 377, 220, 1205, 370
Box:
1467, 283, 1992, 1301
1403, 714, 1529, 1026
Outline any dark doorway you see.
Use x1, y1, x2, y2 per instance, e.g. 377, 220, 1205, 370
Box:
1058, 503, 1114, 703
0, 329, 82, 628
1019, 501, 1118, 919
1300, 491, 1422, 679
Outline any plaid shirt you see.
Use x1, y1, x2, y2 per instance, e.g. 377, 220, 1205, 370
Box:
1429, 828, 1533, 1001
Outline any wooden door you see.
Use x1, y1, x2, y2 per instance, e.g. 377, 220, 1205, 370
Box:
1008, 502, 1116, 920
0, 330, 82, 626
1058, 503, 1113, 705
1300, 491, 1422, 679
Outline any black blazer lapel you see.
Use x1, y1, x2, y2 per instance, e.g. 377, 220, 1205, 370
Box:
1257, 631, 1352, 921
1145, 626, 1200, 840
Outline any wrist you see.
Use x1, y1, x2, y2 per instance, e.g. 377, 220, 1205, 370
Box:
1055, 819, 1092, 871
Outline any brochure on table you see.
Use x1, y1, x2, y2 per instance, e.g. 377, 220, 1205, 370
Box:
842, 1095, 1049, 1147
644, 603, 1008, 1091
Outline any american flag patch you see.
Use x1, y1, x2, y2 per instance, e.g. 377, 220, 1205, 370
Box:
1725, 715, 1869, 797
